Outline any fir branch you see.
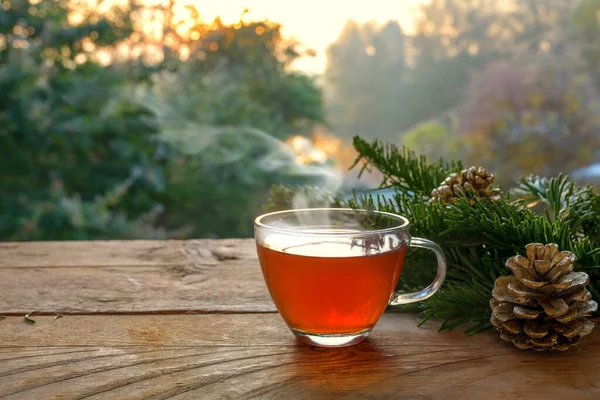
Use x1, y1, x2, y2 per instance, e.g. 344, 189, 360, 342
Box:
390, 193, 449, 241
515, 174, 579, 220
415, 282, 493, 335
351, 137, 462, 195
444, 247, 509, 286
571, 240, 600, 268
514, 174, 600, 247
349, 190, 450, 243
515, 175, 600, 240
443, 197, 573, 252
565, 191, 600, 243
397, 247, 438, 292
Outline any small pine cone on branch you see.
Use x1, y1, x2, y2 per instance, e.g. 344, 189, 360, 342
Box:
430, 166, 501, 205
490, 243, 597, 351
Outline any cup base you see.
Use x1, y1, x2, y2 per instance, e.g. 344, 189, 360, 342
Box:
291, 328, 370, 347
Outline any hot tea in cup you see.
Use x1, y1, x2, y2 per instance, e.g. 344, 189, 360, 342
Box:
254, 208, 446, 347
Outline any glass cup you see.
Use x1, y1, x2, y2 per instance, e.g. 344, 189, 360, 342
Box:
254, 208, 447, 347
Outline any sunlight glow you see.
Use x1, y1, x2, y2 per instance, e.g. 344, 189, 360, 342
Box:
287, 136, 328, 165
286, 132, 356, 169
82, 0, 429, 72
195, 0, 429, 73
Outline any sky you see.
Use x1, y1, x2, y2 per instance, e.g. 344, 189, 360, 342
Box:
196, 0, 430, 73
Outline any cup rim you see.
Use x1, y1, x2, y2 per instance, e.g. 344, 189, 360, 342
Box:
254, 208, 410, 237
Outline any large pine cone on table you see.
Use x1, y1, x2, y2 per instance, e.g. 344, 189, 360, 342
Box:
490, 243, 597, 351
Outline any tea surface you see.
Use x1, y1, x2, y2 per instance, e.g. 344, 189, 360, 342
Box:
257, 240, 406, 334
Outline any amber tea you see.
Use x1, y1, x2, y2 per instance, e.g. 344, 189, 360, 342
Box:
254, 209, 446, 347
257, 240, 407, 335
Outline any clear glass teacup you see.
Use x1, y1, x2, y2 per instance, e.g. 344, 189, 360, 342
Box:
254, 208, 447, 347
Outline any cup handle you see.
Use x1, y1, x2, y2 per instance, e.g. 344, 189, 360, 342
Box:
389, 237, 447, 306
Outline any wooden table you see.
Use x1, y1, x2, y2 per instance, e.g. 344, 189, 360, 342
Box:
1, 240, 599, 399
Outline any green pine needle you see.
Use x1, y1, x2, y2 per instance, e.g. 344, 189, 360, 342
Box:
24, 312, 36, 324
351, 137, 462, 194
515, 174, 579, 220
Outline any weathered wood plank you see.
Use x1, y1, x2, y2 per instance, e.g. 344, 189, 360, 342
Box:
0, 314, 598, 400
0, 240, 274, 314
0, 240, 256, 268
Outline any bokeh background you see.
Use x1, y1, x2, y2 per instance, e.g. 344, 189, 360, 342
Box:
1, 0, 599, 241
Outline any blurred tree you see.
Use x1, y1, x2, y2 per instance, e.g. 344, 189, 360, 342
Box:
412, 0, 576, 59
399, 52, 486, 130
0, 0, 167, 240
573, 0, 600, 88
132, 17, 327, 238
411, 0, 498, 59
401, 120, 461, 162
191, 18, 324, 138
326, 20, 406, 140
325, 0, 587, 148
506, 0, 576, 56
458, 61, 600, 186
0, 1, 327, 240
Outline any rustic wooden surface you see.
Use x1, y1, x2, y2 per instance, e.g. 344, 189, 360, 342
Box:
0, 240, 273, 314
1, 240, 599, 400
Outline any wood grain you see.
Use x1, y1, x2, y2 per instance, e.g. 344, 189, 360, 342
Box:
2, 239, 599, 400
0, 314, 598, 400
0, 240, 275, 314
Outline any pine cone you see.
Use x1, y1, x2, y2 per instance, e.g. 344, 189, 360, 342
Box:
490, 243, 597, 351
430, 166, 501, 205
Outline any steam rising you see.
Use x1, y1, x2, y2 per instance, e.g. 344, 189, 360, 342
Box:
126, 70, 344, 213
